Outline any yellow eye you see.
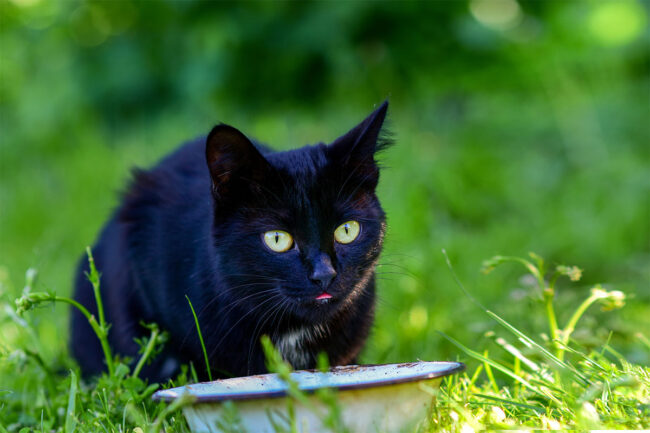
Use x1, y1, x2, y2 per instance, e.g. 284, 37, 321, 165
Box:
263, 230, 293, 252
334, 221, 360, 244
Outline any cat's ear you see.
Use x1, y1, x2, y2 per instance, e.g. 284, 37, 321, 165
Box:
205, 124, 270, 199
327, 100, 390, 188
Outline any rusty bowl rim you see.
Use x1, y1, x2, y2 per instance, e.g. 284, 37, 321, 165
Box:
152, 361, 465, 403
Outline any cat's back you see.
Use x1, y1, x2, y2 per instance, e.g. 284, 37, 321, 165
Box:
125, 137, 209, 211
117, 137, 215, 269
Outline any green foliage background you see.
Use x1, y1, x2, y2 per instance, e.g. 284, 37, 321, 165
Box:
1, 0, 648, 411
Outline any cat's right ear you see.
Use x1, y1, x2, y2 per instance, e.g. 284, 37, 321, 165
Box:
326, 101, 390, 191
205, 124, 270, 199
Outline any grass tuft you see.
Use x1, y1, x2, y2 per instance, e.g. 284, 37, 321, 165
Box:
185, 295, 213, 382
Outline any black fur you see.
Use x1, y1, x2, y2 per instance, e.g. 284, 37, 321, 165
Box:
70, 101, 391, 382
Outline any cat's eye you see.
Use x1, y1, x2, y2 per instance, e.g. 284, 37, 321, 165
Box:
263, 230, 294, 252
334, 221, 360, 244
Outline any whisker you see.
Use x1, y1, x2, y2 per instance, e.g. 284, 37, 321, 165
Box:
246, 298, 288, 374
179, 286, 278, 349
375, 270, 413, 277
197, 284, 277, 320
207, 294, 284, 361
218, 273, 287, 281
216, 288, 280, 320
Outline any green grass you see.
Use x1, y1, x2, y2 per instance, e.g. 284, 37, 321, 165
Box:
1, 252, 647, 432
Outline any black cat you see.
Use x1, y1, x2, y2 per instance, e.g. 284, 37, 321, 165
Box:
70, 101, 391, 382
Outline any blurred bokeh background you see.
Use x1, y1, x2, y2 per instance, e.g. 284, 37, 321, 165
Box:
1, 0, 648, 370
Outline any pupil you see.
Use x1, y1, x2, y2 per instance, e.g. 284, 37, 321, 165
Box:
345, 225, 349, 234
275, 233, 279, 243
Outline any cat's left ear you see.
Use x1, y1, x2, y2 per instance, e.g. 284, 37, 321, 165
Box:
327, 100, 390, 189
205, 124, 271, 200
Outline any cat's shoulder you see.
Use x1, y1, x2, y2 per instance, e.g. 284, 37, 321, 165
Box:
116, 137, 208, 223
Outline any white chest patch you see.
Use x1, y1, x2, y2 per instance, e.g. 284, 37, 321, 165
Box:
274, 324, 329, 370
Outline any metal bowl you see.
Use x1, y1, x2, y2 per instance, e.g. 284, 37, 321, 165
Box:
153, 361, 464, 433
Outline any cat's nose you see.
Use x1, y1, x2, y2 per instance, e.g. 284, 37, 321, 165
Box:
309, 254, 337, 289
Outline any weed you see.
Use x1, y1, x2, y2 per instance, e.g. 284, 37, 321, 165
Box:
427, 251, 648, 431
3, 249, 193, 432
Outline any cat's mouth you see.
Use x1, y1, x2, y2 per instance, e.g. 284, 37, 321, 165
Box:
282, 289, 346, 323
280, 286, 348, 318
315, 292, 333, 302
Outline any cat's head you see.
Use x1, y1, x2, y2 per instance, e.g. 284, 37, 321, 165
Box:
205, 102, 390, 324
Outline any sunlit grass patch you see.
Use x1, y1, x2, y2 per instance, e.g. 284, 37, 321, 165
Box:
425, 252, 648, 431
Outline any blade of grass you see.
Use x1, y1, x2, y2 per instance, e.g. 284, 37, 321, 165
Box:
472, 393, 545, 413
186, 295, 212, 382
636, 332, 650, 351
150, 392, 196, 433
513, 356, 521, 399
555, 342, 607, 372
469, 364, 484, 388
483, 349, 499, 394
64, 370, 78, 433
493, 335, 541, 372
527, 377, 570, 395
441, 249, 488, 311
601, 343, 627, 365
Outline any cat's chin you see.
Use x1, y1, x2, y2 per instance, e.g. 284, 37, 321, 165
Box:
287, 295, 344, 324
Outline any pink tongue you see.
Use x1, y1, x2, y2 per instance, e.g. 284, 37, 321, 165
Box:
315, 292, 333, 300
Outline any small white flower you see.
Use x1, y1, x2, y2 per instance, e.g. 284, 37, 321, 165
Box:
591, 285, 626, 310
460, 422, 475, 433
542, 416, 562, 430
580, 402, 600, 423
491, 406, 506, 423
